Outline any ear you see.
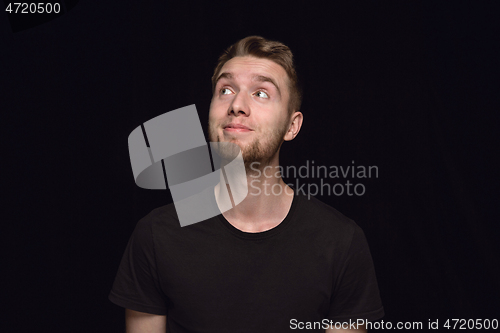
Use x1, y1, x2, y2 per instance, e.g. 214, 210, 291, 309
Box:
284, 111, 303, 141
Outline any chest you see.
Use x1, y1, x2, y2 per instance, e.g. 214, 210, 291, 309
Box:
155, 234, 335, 329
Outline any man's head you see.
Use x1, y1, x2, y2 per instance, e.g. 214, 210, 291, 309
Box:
211, 36, 302, 116
208, 36, 303, 168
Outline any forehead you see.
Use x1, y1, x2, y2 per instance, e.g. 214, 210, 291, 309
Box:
218, 56, 289, 85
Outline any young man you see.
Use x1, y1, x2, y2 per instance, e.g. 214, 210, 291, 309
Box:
109, 36, 384, 332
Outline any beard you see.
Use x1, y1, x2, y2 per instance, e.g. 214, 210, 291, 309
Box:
208, 120, 288, 173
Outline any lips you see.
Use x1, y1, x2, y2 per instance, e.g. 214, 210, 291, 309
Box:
224, 123, 252, 131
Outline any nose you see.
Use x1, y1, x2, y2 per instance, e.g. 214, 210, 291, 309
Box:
228, 92, 250, 117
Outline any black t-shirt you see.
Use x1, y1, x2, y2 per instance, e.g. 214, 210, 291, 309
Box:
109, 189, 384, 332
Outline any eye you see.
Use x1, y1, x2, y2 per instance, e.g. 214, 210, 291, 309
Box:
255, 90, 269, 99
220, 88, 232, 95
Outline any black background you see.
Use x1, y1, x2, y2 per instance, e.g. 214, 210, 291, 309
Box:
2, 1, 499, 332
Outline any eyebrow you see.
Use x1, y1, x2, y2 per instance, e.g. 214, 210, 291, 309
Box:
215, 72, 281, 97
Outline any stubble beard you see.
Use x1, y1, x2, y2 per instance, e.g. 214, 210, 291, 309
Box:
208, 121, 288, 175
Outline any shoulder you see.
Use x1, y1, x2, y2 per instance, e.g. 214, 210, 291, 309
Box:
146, 202, 180, 227
134, 201, 220, 246
131, 202, 181, 241
293, 193, 360, 240
296, 194, 358, 228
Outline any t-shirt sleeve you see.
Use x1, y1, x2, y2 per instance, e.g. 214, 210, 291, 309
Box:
108, 214, 169, 315
327, 224, 384, 322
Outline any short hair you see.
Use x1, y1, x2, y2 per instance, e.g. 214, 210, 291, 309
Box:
211, 36, 302, 115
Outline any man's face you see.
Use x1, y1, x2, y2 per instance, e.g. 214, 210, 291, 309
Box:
208, 56, 291, 167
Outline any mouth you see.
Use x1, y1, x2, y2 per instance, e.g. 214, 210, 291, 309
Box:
223, 123, 253, 132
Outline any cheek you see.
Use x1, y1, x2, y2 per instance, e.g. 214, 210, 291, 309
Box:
208, 112, 219, 129
209, 100, 228, 117
208, 103, 222, 118
208, 100, 216, 115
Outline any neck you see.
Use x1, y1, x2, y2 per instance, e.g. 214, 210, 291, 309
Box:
214, 155, 295, 233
